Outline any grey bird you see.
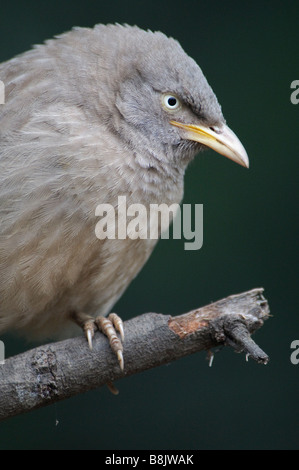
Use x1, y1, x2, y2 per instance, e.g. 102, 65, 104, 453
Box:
0, 24, 249, 370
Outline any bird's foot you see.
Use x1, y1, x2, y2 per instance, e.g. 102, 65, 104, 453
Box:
94, 313, 124, 371
71, 312, 124, 371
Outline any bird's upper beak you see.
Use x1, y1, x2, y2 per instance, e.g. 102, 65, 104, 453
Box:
170, 120, 249, 168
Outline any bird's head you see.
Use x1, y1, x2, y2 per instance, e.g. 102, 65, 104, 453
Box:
51, 24, 248, 175
93, 24, 249, 170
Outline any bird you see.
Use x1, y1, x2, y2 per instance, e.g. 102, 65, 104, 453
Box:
0, 24, 249, 371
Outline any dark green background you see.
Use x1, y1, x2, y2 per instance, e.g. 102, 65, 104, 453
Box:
0, 0, 298, 450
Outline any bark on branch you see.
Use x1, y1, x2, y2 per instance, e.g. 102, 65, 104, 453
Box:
0, 288, 270, 421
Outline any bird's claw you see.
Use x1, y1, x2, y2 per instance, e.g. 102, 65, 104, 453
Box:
82, 313, 124, 371
83, 320, 95, 350
117, 350, 124, 371
95, 313, 124, 371
109, 312, 124, 341
106, 381, 119, 395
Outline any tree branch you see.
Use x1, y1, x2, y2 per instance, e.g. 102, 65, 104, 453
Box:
0, 288, 270, 421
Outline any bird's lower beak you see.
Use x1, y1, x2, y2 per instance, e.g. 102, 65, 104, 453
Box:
170, 120, 249, 168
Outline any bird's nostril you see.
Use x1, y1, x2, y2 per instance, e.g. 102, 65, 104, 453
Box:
209, 126, 221, 134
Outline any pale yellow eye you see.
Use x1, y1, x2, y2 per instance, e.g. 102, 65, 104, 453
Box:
162, 94, 181, 111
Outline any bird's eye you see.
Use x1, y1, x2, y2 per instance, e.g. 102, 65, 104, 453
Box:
162, 94, 181, 111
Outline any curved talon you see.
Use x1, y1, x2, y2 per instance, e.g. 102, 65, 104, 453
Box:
106, 381, 119, 395
86, 328, 93, 350
117, 350, 124, 371
82, 319, 95, 351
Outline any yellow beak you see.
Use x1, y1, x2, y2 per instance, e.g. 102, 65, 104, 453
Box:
170, 120, 249, 168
